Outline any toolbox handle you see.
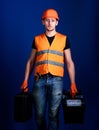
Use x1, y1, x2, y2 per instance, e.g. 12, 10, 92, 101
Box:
63, 90, 84, 99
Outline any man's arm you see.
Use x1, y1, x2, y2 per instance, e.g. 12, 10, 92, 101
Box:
64, 48, 78, 97
64, 48, 75, 84
20, 49, 36, 91
24, 49, 36, 80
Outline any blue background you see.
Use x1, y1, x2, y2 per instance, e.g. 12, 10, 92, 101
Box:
0, 0, 99, 130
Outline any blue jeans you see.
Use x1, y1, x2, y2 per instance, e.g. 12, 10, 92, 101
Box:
32, 75, 63, 130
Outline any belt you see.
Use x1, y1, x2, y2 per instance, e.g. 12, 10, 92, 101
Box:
35, 73, 60, 81
41, 73, 54, 78
35, 73, 54, 81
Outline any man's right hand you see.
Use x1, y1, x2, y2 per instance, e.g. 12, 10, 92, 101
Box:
70, 83, 78, 98
20, 80, 28, 92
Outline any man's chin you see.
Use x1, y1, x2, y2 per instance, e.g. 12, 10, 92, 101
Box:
47, 28, 54, 31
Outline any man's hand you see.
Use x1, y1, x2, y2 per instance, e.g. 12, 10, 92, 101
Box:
70, 83, 78, 98
20, 80, 28, 92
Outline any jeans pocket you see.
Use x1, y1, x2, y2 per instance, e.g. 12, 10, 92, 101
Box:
53, 76, 63, 82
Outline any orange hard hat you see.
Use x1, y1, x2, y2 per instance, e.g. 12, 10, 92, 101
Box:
42, 9, 59, 20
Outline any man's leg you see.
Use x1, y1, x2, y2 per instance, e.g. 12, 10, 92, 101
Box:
32, 78, 47, 130
48, 76, 63, 130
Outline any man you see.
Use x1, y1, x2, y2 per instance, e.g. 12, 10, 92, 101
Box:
21, 8, 78, 130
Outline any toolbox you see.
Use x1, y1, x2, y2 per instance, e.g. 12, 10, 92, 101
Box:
62, 90, 85, 124
14, 92, 33, 122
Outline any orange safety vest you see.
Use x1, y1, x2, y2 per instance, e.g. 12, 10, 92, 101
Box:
34, 32, 67, 77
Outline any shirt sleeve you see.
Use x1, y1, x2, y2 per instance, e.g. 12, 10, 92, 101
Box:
64, 37, 70, 50
32, 39, 37, 49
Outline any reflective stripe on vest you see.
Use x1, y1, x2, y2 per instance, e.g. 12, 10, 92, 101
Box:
36, 60, 64, 68
36, 50, 63, 56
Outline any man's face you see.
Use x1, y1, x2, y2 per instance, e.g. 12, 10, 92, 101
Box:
42, 18, 58, 31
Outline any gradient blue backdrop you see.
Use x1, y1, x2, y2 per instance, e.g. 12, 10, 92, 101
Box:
0, 0, 99, 130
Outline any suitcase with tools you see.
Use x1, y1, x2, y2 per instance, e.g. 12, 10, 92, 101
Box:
62, 90, 85, 124
14, 92, 33, 122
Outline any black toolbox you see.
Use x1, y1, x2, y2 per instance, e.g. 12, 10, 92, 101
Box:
14, 92, 33, 122
62, 90, 85, 124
